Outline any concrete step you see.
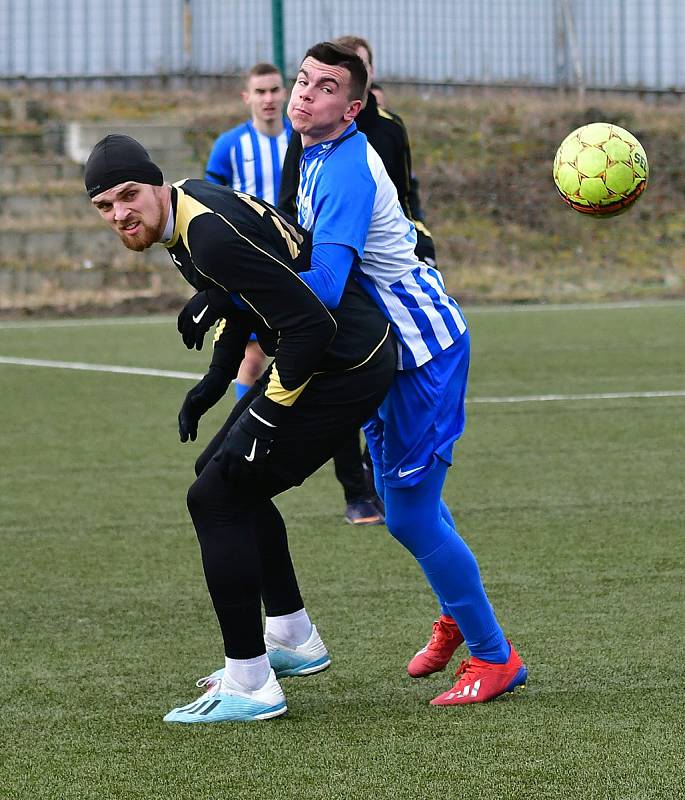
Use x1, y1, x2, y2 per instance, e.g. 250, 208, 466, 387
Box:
65, 121, 200, 179
67, 121, 191, 153
0, 164, 202, 221
0, 183, 90, 220
0, 221, 170, 267
0, 263, 186, 311
0, 158, 199, 188
0, 126, 65, 155
0, 159, 84, 184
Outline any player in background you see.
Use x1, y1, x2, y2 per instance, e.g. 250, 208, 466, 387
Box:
287, 41, 527, 705
85, 134, 395, 722
279, 36, 436, 527
205, 62, 292, 401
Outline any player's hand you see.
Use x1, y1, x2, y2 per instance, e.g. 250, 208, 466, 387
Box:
177, 291, 222, 351
414, 231, 437, 268
178, 366, 232, 442
214, 396, 280, 483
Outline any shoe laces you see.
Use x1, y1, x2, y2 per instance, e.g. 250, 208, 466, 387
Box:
196, 674, 221, 689
451, 658, 481, 685
430, 617, 456, 645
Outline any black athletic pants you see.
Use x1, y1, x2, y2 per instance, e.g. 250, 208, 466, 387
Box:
186, 337, 396, 659
332, 429, 371, 504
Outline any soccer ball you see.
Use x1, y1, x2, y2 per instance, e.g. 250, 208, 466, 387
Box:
553, 122, 648, 216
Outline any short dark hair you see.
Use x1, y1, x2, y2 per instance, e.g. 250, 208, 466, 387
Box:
246, 62, 283, 85
302, 41, 368, 101
334, 35, 374, 66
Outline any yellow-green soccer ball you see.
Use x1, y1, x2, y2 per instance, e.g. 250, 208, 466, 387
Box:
553, 122, 648, 216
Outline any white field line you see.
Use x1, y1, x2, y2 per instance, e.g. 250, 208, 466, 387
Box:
2, 356, 683, 405
0, 356, 203, 381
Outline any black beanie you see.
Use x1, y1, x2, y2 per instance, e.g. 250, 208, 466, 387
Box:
84, 134, 163, 198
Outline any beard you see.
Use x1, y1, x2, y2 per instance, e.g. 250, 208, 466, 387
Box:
116, 193, 165, 251
117, 220, 157, 251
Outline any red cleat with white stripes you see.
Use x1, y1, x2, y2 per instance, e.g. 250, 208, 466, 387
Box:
430, 642, 527, 705
407, 614, 465, 678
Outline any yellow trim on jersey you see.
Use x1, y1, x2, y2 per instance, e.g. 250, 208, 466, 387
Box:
311, 323, 392, 376
345, 323, 391, 371
164, 185, 212, 249
377, 107, 394, 121
414, 219, 433, 238
234, 191, 268, 217
265, 363, 311, 407
213, 210, 336, 331
213, 318, 227, 345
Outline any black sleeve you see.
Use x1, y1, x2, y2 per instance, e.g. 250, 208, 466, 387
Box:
277, 133, 303, 216
408, 175, 425, 222
393, 115, 437, 263
209, 315, 253, 379
189, 213, 337, 409
390, 116, 414, 219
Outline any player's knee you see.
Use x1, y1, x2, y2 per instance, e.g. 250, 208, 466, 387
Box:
385, 496, 445, 556
384, 506, 419, 549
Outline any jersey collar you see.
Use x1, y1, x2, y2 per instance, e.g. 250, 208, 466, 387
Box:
302, 122, 358, 160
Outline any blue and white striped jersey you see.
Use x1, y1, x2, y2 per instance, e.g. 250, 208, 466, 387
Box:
297, 123, 467, 370
205, 119, 292, 205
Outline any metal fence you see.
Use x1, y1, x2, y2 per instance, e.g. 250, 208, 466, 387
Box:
0, 0, 187, 80
1, 0, 685, 92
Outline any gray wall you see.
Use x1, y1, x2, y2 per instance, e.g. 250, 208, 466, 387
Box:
2, 0, 685, 92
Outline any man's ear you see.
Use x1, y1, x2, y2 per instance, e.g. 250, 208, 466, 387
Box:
241, 91, 250, 106
343, 99, 363, 122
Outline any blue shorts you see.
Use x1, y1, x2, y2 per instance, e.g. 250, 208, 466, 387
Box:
363, 332, 470, 488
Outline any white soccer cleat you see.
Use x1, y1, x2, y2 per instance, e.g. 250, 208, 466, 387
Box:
194, 625, 331, 690
265, 624, 331, 677
164, 668, 287, 723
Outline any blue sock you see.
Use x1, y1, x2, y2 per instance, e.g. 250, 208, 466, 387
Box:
438, 500, 457, 617
235, 382, 250, 400
384, 462, 510, 663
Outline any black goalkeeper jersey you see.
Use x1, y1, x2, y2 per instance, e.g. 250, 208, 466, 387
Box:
163, 179, 392, 410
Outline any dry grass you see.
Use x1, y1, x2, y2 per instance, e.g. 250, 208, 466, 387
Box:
3, 86, 685, 303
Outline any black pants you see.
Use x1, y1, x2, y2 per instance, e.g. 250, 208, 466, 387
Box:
333, 429, 370, 504
186, 337, 396, 659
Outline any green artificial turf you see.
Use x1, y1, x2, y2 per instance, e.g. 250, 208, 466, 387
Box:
1, 303, 683, 799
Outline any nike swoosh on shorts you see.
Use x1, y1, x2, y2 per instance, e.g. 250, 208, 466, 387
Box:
397, 465, 425, 478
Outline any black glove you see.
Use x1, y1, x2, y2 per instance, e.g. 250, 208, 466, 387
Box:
178, 366, 232, 442
177, 291, 222, 351
414, 229, 437, 268
214, 395, 284, 484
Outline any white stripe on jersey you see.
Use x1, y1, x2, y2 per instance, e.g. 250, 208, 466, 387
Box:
239, 131, 256, 195
277, 131, 289, 175
297, 134, 466, 369
229, 148, 240, 191
257, 131, 275, 204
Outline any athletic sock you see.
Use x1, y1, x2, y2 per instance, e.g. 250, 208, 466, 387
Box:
438, 500, 457, 618
223, 654, 271, 692
385, 461, 510, 664
418, 539, 510, 663
265, 608, 312, 646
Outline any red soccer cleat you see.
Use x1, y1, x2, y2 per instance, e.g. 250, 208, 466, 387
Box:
407, 614, 465, 678
430, 642, 527, 705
